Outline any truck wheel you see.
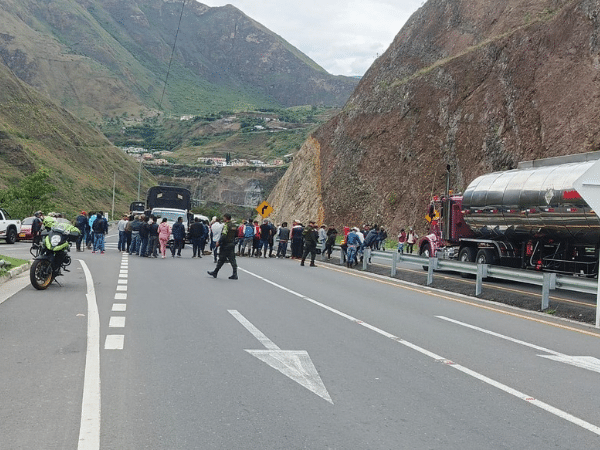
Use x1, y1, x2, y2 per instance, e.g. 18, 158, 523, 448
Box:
476, 248, 498, 266
6, 228, 17, 244
458, 247, 476, 278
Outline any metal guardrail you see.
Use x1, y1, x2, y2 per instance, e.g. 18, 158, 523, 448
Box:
338, 247, 600, 326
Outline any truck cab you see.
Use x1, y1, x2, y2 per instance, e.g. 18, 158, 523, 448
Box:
0, 208, 21, 244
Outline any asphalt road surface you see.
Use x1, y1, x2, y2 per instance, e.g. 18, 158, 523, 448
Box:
2, 235, 600, 449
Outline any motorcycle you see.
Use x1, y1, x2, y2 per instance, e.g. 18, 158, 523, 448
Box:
30, 218, 80, 290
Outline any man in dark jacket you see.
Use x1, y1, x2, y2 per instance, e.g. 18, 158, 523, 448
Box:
128, 215, 143, 255
147, 216, 159, 258
75, 211, 87, 252
139, 215, 150, 257
189, 217, 205, 258
300, 221, 319, 267
31, 211, 43, 247
92, 212, 108, 254
207, 213, 238, 280
171, 217, 186, 257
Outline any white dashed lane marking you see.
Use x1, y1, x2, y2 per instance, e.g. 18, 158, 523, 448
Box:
105, 254, 128, 350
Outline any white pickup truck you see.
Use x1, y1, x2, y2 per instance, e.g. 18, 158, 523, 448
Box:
0, 208, 21, 244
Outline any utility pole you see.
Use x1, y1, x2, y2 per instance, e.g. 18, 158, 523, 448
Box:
111, 171, 116, 221
137, 156, 142, 201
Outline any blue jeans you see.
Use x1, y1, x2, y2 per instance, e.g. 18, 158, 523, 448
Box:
277, 241, 288, 257
259, 239, 269, 255
347, 245, 358, 265
94, 233, 105, 252
129, 233, 141, 255
118, 231, 127, 251
140, 236, 148, 256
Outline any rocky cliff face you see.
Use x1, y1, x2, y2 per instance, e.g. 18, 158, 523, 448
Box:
268, 0, 600, 236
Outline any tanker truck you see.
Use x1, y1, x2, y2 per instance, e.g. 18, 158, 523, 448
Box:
418, 152, 600, 277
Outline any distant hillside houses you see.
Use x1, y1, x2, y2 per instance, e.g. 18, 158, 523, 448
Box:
197, 157, 285, 167
122, 146, 285, 167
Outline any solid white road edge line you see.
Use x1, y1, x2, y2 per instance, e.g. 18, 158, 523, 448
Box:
78, 260, 101, 450
239, 267, 600, 436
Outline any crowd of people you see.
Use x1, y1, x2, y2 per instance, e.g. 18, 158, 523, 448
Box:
34, 210, 420, 274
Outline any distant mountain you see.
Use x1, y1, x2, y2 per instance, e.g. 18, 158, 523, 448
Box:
0, 0, 358, 120
0, 60, 154, 217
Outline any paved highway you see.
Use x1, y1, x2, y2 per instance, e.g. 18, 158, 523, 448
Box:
2, 236, 600, 449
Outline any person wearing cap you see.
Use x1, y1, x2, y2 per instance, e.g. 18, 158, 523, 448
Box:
75, 210, 88, 251
290, 220, 304, 259
31, 211, 43, 247
346, 227, 362, 268
207, 213, 239, 280
300, 220, 319, 267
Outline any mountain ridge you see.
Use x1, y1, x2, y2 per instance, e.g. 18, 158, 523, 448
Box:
0, 0, 358, 120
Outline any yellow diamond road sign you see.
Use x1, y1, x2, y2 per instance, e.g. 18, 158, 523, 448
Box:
256, 201, 273, 218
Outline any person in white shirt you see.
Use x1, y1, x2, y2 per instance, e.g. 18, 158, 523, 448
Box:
211, 218, 224, 262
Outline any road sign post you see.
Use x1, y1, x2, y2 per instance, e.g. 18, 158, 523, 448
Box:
256, 201, 273, 219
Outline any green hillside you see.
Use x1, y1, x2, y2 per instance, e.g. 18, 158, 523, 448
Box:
0, 61, 155, 219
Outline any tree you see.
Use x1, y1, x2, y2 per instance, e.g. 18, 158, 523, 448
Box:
0, 168, 57, 218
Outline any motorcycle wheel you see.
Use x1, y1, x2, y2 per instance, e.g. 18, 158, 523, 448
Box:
30, 259, 54, 290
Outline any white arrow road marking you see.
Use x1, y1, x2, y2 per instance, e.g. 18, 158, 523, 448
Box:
437, 316, 600, 375
239, 269, 600, 435
228, 310, 333, 404
538, 355, 600, 374
247, 350, 333, 404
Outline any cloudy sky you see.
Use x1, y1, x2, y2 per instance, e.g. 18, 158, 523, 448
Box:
197, 0, 425, 76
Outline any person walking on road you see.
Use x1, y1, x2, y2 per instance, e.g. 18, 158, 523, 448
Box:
207, 213, 238, 280
158, 218, 171, 258
171, 217, 185, 257
300, 221, 319, 267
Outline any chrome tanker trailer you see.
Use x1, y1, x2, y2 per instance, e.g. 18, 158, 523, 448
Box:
419, 152, 600, 276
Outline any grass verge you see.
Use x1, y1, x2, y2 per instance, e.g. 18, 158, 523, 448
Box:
0, 254, 29, 277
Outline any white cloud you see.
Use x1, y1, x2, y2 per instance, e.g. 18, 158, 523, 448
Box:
195, 0, 423, 76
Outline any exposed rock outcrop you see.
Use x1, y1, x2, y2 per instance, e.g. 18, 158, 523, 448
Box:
268, 0, 600, 236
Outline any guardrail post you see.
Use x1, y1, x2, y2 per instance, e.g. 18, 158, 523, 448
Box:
597, 280, 600, 329
363, 248, 370, 270
391, 250, 397, 277
475, 264, 489, 296
427, 257, 438, 286
541, 272, 556, 311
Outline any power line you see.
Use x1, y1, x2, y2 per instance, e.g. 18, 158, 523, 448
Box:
159, 0, 186, 110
